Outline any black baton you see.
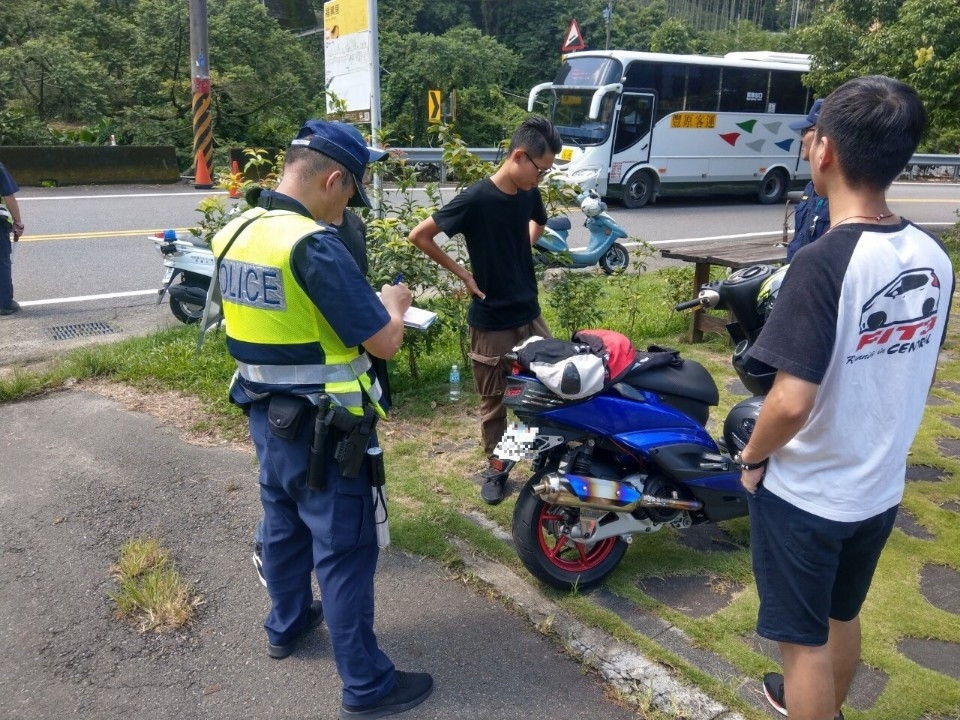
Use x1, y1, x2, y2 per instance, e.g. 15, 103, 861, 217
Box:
307, 394, 332, 490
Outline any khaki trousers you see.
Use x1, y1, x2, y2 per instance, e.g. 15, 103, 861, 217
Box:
469, 315, 551, 460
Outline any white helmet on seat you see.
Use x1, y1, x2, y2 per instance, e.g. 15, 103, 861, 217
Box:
581, 195, 605, 217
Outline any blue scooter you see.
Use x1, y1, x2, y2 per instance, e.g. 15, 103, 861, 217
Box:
494, 264, 783, 590
535, 176, 630, 275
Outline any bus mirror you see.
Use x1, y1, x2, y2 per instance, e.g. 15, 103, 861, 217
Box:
588, 83, 623, 120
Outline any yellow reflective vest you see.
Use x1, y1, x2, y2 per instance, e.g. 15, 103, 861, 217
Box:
211, 206, 385, 417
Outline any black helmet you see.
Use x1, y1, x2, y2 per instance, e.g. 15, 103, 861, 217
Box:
723, 396, 764, 454
756, 264, 789, 319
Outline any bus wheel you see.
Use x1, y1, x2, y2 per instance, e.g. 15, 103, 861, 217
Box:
622, 171, 655, 209
758, 169, 787, 204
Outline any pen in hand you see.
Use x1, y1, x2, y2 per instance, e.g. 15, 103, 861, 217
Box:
393, 273, 404, 285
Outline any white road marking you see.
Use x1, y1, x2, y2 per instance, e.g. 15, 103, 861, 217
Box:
19, 290, 159, 306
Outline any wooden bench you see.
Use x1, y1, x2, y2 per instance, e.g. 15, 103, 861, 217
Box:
660, 237, 787, 342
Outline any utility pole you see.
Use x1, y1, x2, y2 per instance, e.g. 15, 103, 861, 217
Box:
603, 0, 617, 50
367, 0, 384, 216
189, 0, 213, 188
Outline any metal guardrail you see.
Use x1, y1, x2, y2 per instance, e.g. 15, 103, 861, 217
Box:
390, 148, 502, 162
906, 154, 960, 181
910, 154, 960, 167
391, 148, 960, 181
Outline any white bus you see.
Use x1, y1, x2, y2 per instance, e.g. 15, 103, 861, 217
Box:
529, 50, 814, 208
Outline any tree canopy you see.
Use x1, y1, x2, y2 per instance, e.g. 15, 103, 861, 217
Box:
1, 0, 958, 161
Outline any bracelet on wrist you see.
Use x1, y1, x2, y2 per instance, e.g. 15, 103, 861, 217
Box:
732, 451, 767, 471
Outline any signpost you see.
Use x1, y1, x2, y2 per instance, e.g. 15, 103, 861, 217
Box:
427, 90, 442, 124
324, 0, 374, 123
561, 19, 585, 53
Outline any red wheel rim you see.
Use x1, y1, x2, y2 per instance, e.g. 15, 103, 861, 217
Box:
536, 505, 618, 573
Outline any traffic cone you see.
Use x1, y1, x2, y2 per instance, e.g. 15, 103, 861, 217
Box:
194, 150, 213, 190
228, 160, 241, 199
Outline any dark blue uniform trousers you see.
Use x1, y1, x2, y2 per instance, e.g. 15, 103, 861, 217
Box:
249, 403, 395, 706
0, 226, 13, 308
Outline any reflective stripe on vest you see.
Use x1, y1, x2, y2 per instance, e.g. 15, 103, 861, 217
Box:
235, 354, 385, 408
212, 207, 385, 417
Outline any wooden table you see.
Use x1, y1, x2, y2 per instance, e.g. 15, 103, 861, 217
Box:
660, 237, 787, 342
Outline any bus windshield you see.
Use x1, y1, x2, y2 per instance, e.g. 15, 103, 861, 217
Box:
550, 90, 617, 146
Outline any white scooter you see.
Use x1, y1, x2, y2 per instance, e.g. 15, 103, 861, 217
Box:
152, 230, 215, 324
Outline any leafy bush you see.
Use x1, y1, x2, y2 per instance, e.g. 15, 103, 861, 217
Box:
939, 210, 960, 266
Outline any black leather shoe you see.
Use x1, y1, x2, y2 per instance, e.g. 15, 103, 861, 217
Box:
0, 301, 21, 316
338, 670, 434, 719
479, 469, 508, 505
267, 600, 323, 659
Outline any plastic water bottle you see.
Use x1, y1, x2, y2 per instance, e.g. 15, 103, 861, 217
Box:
449, 364, 461, 402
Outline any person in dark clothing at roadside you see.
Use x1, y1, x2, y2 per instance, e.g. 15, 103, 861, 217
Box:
408, 116, 562, 505
0, 162, 25, 316
787, 99, 830, 261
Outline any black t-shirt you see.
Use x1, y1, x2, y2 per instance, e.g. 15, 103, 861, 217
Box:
432, 179, 547, 331
332, 210, 368, 277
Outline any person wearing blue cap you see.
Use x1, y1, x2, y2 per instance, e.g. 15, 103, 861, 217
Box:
211, 120, 433, 718
250, 122, 393, 588
787, 99, 830, 261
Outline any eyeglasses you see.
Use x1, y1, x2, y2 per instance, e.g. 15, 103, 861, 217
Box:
523, 150, 551, 179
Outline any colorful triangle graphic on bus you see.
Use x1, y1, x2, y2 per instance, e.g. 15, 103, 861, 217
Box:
746, 139, 765, 152
775, 139, 795, 152
720, 133, 740, 146
764, 122, 783, 134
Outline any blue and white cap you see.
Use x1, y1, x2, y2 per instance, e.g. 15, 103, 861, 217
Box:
789, 99, 823, 134
290, 120, 389, 208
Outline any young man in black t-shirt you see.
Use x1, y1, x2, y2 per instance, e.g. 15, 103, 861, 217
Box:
409, 116, 562, 504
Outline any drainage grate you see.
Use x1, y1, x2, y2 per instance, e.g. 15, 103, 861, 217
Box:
49, 322, 120, 341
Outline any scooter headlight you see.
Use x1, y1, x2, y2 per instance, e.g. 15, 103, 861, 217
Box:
566, 168, 601, 192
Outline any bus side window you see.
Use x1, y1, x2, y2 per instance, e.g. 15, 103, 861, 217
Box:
615, 98, 651, 153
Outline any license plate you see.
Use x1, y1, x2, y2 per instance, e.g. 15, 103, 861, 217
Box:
494, 422, 540, 462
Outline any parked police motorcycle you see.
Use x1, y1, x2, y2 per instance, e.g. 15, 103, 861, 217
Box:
494, 264, 784, 590
152, 229, 215, 324
535, 176, 630, 275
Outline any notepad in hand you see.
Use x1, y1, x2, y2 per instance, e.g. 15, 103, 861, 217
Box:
378, 292, 438, 331
403, 305, 437, 331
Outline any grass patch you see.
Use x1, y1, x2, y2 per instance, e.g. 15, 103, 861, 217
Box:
109, 537, 203, 633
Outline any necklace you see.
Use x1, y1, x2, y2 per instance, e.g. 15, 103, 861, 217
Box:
831, 212, 895, 228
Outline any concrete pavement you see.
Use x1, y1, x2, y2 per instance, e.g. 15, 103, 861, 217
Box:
0, 391, 653, 720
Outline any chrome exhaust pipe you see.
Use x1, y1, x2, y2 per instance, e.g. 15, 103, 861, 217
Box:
531, 472, 702, 512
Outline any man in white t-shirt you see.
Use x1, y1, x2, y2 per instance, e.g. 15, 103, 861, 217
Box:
734, 76, 954, 720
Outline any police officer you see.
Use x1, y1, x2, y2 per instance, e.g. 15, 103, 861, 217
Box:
250, 122, 391, 588
212, 121, 433, 719
787, 99, 830, 261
